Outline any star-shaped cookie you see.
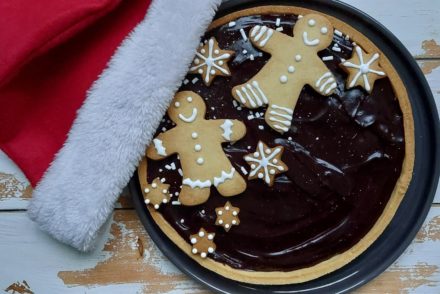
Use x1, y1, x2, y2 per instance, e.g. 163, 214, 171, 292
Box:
143, 177, 170, 210
244, 141, 288, 186
215, 201, 240, 232
190, 228, 216, 259
341, 45, 386, 93
189, 37, 234, 86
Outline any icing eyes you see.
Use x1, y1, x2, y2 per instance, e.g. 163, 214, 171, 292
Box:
308, 19, 316, 27
174, 102, 180, 108
187, 96, 193, 102
321, 27, 328, 34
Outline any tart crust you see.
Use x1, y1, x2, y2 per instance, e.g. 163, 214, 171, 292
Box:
138, 5, 415, 285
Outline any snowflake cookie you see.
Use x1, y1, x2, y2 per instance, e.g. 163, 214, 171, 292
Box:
244, 141, 288, 186
143, 177, 170, 210
342, 45, 386, 93
190, 228, 216, 259
215, 201, 240, 232
189, 37, 234, 86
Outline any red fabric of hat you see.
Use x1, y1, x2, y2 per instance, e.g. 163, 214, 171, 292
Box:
0, 0, 151, 186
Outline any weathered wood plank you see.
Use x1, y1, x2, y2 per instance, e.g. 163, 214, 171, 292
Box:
0, 208, 439, 293
343, 0, 440, 58
418, 60, 440, 204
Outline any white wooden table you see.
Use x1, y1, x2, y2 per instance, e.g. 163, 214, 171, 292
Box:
1, 0, 439, 293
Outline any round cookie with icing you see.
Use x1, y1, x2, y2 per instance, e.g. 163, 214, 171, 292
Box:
138, 5, 414, 286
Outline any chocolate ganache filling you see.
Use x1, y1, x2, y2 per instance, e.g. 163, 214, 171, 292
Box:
146, 14, 405, 271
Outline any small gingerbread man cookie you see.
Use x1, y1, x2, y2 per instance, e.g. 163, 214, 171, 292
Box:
232, 14, 337, 133
147, 91, 247, 206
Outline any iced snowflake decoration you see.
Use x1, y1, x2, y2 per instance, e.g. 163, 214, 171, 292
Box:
244, 141, 288, 186
189, 37, 234, 86
143, 177, 170, 210
190, 228, 216, 259
342, 46, 386, 93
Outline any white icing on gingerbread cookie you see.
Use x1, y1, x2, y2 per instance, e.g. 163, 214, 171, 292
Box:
220, 119, 234, 140
146, 91, 247, 206
342, 46, 386, 93
153, 138, 167, 156
244, 141, 288, 186
232, 14, 336, 134
189, 38, 234, 86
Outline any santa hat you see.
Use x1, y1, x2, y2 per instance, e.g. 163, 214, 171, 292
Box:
0, 0, 221, 251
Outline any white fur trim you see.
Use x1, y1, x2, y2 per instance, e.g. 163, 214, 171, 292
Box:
27, 0, 221, 252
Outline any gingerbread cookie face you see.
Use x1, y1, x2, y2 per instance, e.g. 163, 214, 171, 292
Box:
167, 92, 206, 124
139, 6, 413, 286
294, 14, 333, 51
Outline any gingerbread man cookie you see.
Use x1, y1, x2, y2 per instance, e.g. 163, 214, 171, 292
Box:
232, 14, 337, 134
146, 91, 247, 206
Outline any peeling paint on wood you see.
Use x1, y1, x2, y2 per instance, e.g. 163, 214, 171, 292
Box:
0, 172, 31, 200
58, 211, 205, 293
4, 281, 34, 294
357, 263, 439, 293
419, 60, 440, 75
416, 216, 440, 242
418, 40, 440, 59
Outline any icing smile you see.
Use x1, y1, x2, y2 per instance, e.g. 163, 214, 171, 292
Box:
302, 32, 320, 46
178, 108, 198, 122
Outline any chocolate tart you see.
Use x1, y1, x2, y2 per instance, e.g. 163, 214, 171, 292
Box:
132, 1, 438, 289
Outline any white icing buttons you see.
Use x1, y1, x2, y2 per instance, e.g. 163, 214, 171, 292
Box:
308, 19, 316, 27
288, 66, 295, 73
321, 26, 328, 34
197, 157, 204, 165
280, 75, 288, 84
187, 96, 193, 102
194, 144, 202, 151
192, 132, 198, 139
295, 54, 302, 62
174, 102, 180, 108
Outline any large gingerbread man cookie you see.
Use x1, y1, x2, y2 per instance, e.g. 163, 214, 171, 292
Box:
146, 91, 247, 206
232, 14, 337, 134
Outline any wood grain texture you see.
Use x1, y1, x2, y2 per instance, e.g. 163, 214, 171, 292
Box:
0, 209, 438, 293
1, 0, 439, 293
342, 0, 440, 58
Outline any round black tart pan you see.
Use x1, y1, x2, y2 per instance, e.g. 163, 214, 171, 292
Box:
130, 0, 440, 292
